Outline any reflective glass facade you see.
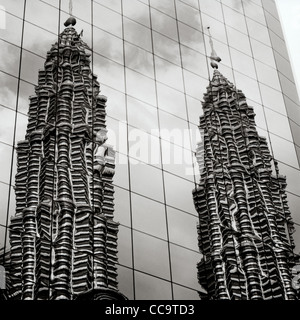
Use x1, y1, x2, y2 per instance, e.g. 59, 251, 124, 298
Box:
0, 0, 300, 300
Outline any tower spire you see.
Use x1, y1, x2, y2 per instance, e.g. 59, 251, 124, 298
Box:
207, 27, 221, 69
64, 0, 76, 27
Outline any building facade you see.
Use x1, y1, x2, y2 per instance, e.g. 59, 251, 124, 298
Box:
0, 0, 300, 299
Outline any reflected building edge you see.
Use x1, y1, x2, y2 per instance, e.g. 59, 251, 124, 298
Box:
0, 0, 300, 300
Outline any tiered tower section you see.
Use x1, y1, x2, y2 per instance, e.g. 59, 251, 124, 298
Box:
6, 24, 125, 300
193, 69, 297, 300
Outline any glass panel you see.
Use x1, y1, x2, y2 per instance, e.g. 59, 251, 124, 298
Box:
183, 70, 208, 101
161, 140, 194, 181
126, 68, 156, 106
223, 5, 247, 34
200, 0, 224, 18
247, 99, 267, 130
230, 48, 256, 80
128, 128, 161, 167
0, 107, 15, 146
250, 38, 276, 68
130, 162, 164, 202
23, 22, 56, 58
0, 225, 7, 252
114, 186, 131, 227
0, 12, 22, 46
181, 46, 208, 78
134, 271, 172, 300
170, 243, 200, 290
270, 133, 298, 168
94, 54, 125, 92
0, 142, 13, 184
153, 31, 181, 66
157, 82, 187, 119
0, 182, 10, 227
234, 71, 261, 104
94, 0, 121, 13
175, 0, 202, 30
150, 0, 176, 18
178, 21, 205, 54
286, 192, 300, 225
1, 0, 24, 18
155, 56, 184, 92
164, 171, 196, 214
123, 0, 150, 27
221, 0, 243, 13
151, 8, 178, 41
125, 42, 154, 78
186, 95, 202, 125
0, 72, 18, 110
289, 121, 300, 149
264, 108, 293, 141
284, 96, 300, 127
273, 51, 295, 83
201, 14, 227, 45
131, 193, 167, 240
118, 225, 132, 267
114, 153, 129, 190
93, 3, 122, 37
116, 265, 134, 300
25, 0, 59, 33
260, 83, 286, 116
269, 30, 289, 60
173, 284, 199, 300
133, 231, 171, 280
159, 110, 190, 148
278, 162, 300, 195
61, 0, 91, 23
21, 50, 44, 85
180, 0, 199, 10
261, 0, 279, 18
167, 207, 198, 251
279, 74, 300, 106
101, 85, 126, 122
226, 26, 252, 55
264, 11, 284, 40
0, 40, 20, 77
93, 28, 123, 64
127, 96, 159, 134
243, 1, 266, 25
246, 17, 271, 46
255, 60, 281, 91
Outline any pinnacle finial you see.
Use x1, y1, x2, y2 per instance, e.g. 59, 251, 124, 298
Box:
64, 0, 76, 27
207, 27, 222, 69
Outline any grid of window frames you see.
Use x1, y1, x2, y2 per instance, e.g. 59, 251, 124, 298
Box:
0, 0, 300, 300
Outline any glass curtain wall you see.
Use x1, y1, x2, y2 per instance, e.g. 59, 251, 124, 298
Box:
0, 0, 299, 299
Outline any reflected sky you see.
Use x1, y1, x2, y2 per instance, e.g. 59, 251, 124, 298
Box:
0, 0, 300, 300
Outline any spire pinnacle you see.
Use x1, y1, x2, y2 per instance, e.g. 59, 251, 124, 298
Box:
207, 27, 221, 69
64, 0, 76, 27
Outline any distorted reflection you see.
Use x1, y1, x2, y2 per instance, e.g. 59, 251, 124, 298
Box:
151, 7, 178, 41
